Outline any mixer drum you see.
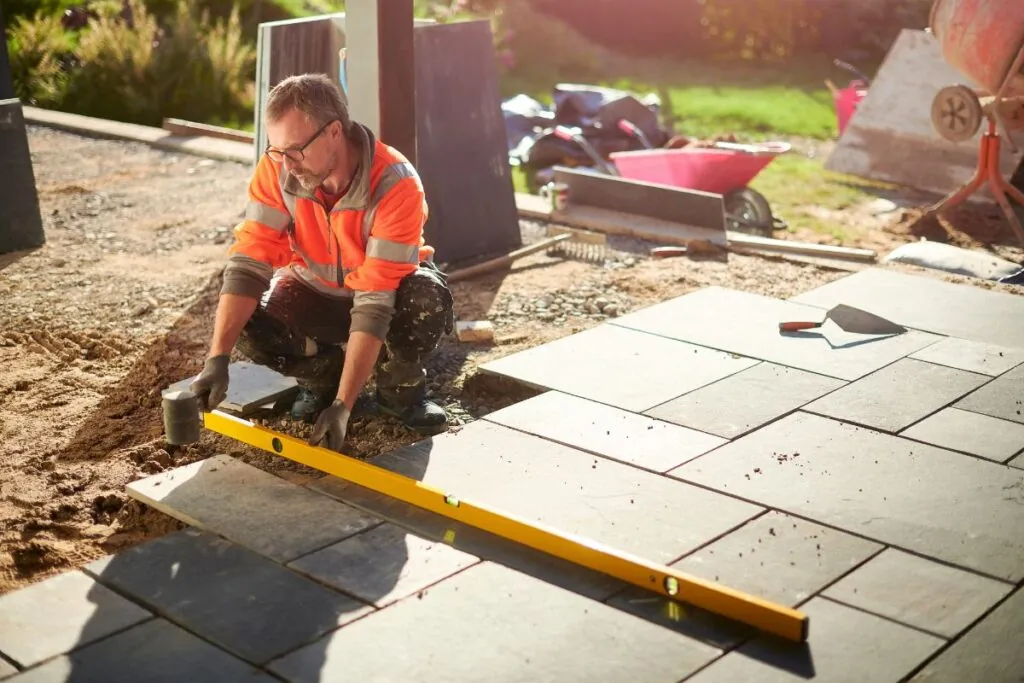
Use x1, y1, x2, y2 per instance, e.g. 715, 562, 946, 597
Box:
930, 0, 1024, 96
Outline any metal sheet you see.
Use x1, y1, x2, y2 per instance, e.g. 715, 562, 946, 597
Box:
825, 29, 1024, 200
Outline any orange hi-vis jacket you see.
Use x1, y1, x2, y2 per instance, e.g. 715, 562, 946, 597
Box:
222, 123, 435, 340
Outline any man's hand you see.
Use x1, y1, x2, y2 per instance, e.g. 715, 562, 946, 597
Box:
190, 354, 230, 411
309, 400, 352, 453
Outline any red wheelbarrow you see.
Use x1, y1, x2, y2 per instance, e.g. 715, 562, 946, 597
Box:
609, 141, 791, 236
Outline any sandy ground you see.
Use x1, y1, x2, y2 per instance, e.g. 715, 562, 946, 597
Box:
1, 125, 1020, 595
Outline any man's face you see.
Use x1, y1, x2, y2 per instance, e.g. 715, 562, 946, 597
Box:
266, 108, 343, 192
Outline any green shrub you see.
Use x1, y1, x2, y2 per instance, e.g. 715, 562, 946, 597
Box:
60, 0, 255, 126
6, 11, 76, 107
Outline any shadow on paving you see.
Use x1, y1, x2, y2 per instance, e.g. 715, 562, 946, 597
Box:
20, 446, 436, 681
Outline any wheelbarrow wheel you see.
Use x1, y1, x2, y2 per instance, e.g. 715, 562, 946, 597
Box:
724, 187, 775, 236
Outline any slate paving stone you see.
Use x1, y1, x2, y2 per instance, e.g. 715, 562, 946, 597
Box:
84, 528, 374, 665
900, 408, 1024, 462
684, 597, 944, 683
127, 454, 380, 563
0, 659, 17, 680
791, 267, 1024, 349
803, 359, 989, 432
671, 511, 881, 607
1010, 453, 1024, 470
270, 561, 721, 683
909, 587, 1024, 683
289, 522, 479, 607
164, 361, 298, 415
670, 412, 1024, 582
645, 363, 846, 439
608, 286, 941, 381
5, 618, 278, 683
483, 390, 727, 472
909, 337, 1024, 376
0, 570, 151, 668
955, 363, 1024, 425
479, 323, 759, 412
310, 477, 627, 601
329, 420, 763, 567
822, 548, 1013, 638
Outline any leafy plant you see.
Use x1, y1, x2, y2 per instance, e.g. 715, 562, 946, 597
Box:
6, 11, 76, 107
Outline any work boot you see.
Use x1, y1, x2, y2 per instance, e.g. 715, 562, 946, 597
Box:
290, 386, 334, 422
284, 346, 344, 422
378, 393, 449, 432
375, 356, 448, 433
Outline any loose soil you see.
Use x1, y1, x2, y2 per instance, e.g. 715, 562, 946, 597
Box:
1, 126, 1020, 595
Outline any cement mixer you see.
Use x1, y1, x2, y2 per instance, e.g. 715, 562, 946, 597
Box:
927, 0, 1024, 246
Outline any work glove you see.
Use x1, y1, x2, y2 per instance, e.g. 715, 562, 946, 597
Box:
189, 354, 230, 411
308, 400, 352, 453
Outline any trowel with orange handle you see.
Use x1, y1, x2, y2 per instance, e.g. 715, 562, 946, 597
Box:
779, 304, 906, 335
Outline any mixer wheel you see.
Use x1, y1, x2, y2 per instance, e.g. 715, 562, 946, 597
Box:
931, 84, 983, 143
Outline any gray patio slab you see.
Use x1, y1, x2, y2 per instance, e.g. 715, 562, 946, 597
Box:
1010, 453, 1024, 470
670, 411, 1024, 582
822, 548, 1013, 639
127, 454, 380, 564
791, 267, 1024, 349
908, 587, 1024, 683
0, 570, 151, 668
684, 597, 944, 683
479, 323, 759, 411
164, 361, 298, 415
955, 363, 1024, 425
289, 522, 479, 607
900, 408, 1024, 463
84, 528, 373, 666
802, 358, 989, 433
645, 363, 846, 439
0, 660, 16, 680
483, 390, 726, 472
327, 420, 763, 567
609, 286, 940, 381
909, 337, 1024, 376
310, 477, 627, 601
4, 618, 277, 683
269, 561, 721, 683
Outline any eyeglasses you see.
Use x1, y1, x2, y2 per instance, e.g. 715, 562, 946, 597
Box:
265, 119, 336, 163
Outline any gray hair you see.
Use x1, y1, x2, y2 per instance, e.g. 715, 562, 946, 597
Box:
265, 73, 352, 134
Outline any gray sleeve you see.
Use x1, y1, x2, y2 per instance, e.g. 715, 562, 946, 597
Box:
349, 291, 397, 340
221, 254, 273, 299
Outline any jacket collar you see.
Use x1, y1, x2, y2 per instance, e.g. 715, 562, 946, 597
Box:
280, 122, 376, 210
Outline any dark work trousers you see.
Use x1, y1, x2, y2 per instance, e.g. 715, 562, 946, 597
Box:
235, 263, 455, 410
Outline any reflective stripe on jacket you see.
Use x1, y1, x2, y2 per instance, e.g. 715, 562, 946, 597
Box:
222, 123, 434, 339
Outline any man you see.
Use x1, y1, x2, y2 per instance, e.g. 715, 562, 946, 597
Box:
190, 73, 454, 453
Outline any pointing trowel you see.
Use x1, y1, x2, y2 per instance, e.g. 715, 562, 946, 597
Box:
779, 304, 906, 335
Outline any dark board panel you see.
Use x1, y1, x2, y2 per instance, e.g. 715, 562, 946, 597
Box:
0, 99, 45, 255
413, 21, 522, 265
0, 4, 12, 100
554, 166, 725, 232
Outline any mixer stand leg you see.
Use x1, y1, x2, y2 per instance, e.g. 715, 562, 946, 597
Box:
928, 121, 1024, 249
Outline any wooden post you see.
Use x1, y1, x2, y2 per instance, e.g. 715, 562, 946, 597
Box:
0, 3, 14, 100
346, 0, 417, 165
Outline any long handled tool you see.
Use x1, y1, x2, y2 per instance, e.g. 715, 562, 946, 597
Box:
162, 390, 809, 643
779, 304, 906, 335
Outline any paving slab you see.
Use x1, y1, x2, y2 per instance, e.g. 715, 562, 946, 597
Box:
645, 363, 846, 439
0, 659, 17, 680
310, 477, 627, 601
670, 411, 1024, 582
802, 359, 989, 433
270, 561, 721, 683
1010, 453, 1024, 470
909, 337, 1024, 376
479, 323, 759, 412
684, 597, 944, 683
4, 618, 277, 683
908, 587, 1024, 682
84, 528, 373, 665
483, 390, 726, 473
0, 570, 151, 668
163, 361, 297, 415
330, 420, 763, 567
127, 454, 380, 563
609, 286, 940, 381
822, 548, 1013, 639
791, 267, 1024, 349
289, 522, 479, 607
955, 362, 1024, 425
900, 408, 1024, 462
